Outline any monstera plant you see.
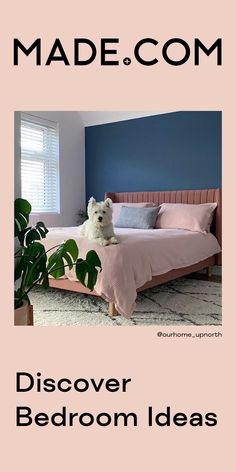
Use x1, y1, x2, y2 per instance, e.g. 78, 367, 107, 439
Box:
14, 198, 101, 324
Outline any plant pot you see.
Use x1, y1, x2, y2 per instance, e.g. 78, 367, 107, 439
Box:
14, 301, 33, 326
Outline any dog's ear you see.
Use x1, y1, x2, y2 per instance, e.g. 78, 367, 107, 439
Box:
88, 197, 96, 205
105, 198, 113, 208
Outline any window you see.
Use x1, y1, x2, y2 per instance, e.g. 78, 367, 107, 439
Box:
20, 113, 60, 213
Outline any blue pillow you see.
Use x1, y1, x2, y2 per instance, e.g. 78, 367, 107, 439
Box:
114, 206, 160, 229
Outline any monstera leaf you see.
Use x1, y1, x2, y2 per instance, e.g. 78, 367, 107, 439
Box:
18, 221, 49, 247
76, 250, 102, 290
17, 242, 49, 293
47, 239, 79, 278
14, 198, 31, 237
14, 197, 102, 308
15, 247, 25, 281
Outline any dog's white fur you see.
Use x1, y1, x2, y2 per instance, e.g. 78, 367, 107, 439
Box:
79, 197, 119, 246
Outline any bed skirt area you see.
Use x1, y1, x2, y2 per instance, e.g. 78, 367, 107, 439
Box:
48, 255, 215, 316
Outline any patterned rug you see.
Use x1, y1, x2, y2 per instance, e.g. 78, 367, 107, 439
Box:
31, 277, 221, 326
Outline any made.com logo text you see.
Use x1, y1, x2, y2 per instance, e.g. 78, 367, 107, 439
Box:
13, 37, 222, 67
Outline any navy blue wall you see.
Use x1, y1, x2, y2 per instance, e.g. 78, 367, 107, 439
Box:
85, 111, 221, 201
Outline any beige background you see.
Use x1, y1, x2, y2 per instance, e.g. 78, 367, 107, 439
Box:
1, 0, 235, 470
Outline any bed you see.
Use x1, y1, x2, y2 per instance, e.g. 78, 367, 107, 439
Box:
46, 188, 222, 318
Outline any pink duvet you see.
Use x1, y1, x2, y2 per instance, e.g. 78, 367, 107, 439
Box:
43, 227, 221, 318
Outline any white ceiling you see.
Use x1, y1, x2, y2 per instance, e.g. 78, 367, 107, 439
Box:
78, 111, 174, 127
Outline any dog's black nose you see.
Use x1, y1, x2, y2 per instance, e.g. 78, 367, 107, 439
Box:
98, 216, 103, 222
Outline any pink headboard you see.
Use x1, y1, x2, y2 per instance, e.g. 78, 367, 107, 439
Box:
105, 188, 222, 265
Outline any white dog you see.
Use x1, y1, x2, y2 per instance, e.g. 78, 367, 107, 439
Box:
79, 197, 119, 246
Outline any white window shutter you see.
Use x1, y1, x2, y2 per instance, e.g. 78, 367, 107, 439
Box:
20, 113, 60, 213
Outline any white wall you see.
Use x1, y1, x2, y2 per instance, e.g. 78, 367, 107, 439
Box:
80, 110, 173, 127
15, 111, 85, 227
14, 112, 21, 198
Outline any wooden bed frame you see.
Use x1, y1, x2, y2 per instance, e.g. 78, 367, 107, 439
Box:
49, 188, 222, 316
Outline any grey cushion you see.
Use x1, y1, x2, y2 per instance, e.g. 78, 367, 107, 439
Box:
114, 206, 160, 229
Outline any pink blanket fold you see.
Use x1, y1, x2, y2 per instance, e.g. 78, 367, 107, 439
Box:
43, 227, 221, 318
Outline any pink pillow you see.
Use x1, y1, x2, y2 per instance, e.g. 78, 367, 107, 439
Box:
156, 202, 217, 234
112, 202, 155, 224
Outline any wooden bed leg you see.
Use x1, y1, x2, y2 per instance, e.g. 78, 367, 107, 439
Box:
108, 302, 118, 317
207, 266, 212, 279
